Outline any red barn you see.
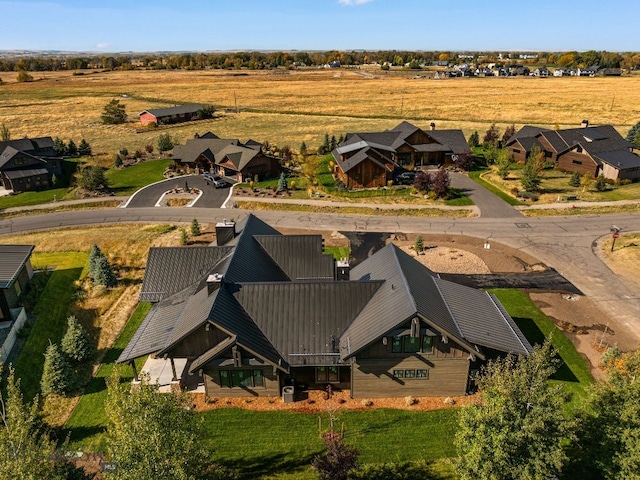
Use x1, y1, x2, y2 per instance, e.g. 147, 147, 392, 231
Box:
138, 104, 202, 126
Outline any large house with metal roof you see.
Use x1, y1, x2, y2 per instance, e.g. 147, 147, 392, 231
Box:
332, 121, 471, 189
118, 215, 531, 398
0, 137, 63, 192
505, 121, 640, 180
172, 133, 280, 181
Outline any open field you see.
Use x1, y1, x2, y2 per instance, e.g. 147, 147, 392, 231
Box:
2, 69, 640, 164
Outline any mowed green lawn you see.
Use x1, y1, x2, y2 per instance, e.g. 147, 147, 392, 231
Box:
14, 252, 88, 401
105, 158, 173, 195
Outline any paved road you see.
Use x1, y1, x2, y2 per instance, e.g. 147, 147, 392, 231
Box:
1, 207, 639, 342
123, 174, 232, 208
450, 172, 523, 218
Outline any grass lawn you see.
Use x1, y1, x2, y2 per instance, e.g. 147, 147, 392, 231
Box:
324, 246, 349, 261
491, 289, 594, 407
13, 252, 88, 401
105, 158, 173, 195
64, 302, 151, 452
201, 408, 459, 479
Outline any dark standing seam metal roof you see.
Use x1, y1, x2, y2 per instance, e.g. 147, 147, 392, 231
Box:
117, 283, 200, 363
138, 104, 202, 118
343, 243, 529, 359
3, 168, 50, 180
234, 282, 381, 366
0, 147, 49, 169
338, 147, 394, 174
0, 245, 34, 289
172, 138, 241, 164
425, 130, 471, 155
139, 246, 234, 302
435, 279, 532, 355
254, 235, 335, 280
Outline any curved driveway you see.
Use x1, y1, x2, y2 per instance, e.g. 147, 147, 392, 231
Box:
1, 207, 639, 342
123, 175, 232, 208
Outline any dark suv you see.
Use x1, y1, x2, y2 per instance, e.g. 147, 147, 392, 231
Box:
394, 171, 416, 185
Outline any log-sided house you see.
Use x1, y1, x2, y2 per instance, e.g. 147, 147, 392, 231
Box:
117, 215, 532, 398
332, 121, 470, 189
172, 133, 280, 181
138, 104, 203, 126
505, 121, 640, 180
0, 245, 34, 323
0, 137, 63, 192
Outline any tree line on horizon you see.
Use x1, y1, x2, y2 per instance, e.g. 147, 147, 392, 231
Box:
1, 49, 639, 73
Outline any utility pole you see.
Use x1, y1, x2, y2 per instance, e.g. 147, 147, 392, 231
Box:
234, 91, 238, 113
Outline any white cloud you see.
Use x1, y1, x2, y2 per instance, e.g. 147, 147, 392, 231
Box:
96, 42, 110, 49
338, 0, 374, 6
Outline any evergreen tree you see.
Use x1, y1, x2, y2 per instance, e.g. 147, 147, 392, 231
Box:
66, 139, 78, 156
625, 120, 640, 143
0, 123, 10, 141
299, 141, 308, 156
78, 138, 92, 156
337, 134, 344, 144
0, 367, 59, 479
41, 342, 74, 396
61, 315, 94, 364
330, 135, 337, 151
157, 133, 174, 153
94, 255, 117, 288
414, 235, 424, 253
322, 133, 330, 154
468, 131, 480, 148
114, 154, 123, 167
88, 244, 102, 278
502, 124, 516, 142
101, 99, 127, 125
569, 171, 581, 187
190, 218, 201, 236
595, 174, 607, 192
180, 228, 188, 246
277, 172, 287, 192
53, 137, 66, 156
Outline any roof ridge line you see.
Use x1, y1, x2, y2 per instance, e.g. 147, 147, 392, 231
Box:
390, 244, 418, 313
431, 277, 463, 338
486, 292, 530, 354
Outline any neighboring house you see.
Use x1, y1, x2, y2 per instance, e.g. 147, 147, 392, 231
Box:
138, 104, 203, 126
505, 121, 640, 180
172, 134, 280, 181
532, 67, 550, 77
117, 215, 532, 398
0, 245, 34, 323
332, 121, 470, 189
0, 137, 63, 192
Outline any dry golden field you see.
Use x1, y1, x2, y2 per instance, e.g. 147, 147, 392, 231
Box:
1, 68, 640, 164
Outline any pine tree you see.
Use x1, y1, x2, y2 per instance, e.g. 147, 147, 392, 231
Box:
330, 135, 337, 151
94, 255, 117, 288
78, 138, 92, 156
468, 131, 480, 148
569, 171, 581, 187
157, 133, 174, 152
41, 342, 74, 396
414, 235, 424, 253
88, 244, 102, 278
0, 123, 10, 141
299, 141, 307, 156
101, 99, 127, 125
61, 315, 94, 364
277, 172, 287, 192
190, 218, 201, 236
180, 228, 188, 246
595, 174, 607, 192
66, 139, 78, 156
53, 137, 66, 156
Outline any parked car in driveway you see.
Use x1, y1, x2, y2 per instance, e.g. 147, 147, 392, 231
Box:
203, 173, 227, 188
394, 171, 416, 185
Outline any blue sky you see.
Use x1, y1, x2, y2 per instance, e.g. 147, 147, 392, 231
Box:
1, 0, 638, 52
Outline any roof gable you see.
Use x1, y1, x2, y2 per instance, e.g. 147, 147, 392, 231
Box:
0, 245, 34, 288
254, 235, 335, 280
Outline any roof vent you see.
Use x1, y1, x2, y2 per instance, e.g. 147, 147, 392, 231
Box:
430, 122, 436, 130
581, 119, 589, 128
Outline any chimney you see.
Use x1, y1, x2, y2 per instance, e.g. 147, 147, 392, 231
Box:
430, 122, 436, 131
581, 119, 589, 128
215, 219, 236, 246
206, 273, 223, 295
336, 258, 350, 281
194, 132, 200, 139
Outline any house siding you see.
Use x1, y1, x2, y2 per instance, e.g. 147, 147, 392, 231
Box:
507, 141, 529, 163
168, 326, 231, 358
557, 151, 599, 177
351, 336, 471, 397
603, 163, 640, 181
343, 158, 388, 189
